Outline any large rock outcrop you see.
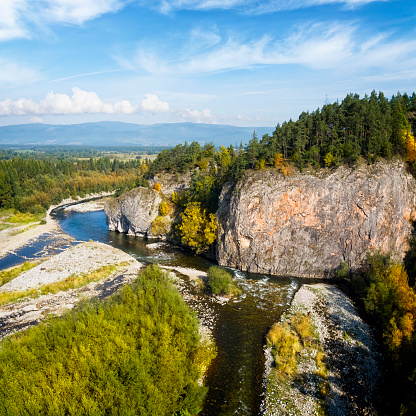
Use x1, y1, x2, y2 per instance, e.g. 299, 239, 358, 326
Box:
105, 187, 163, 237
217, 160, 416, 278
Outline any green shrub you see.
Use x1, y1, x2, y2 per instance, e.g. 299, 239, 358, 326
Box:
206, 266, 240, 297
7, 211, 37, 223
0, 265, 210, 416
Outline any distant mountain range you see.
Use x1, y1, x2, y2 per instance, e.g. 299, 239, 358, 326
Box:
0, 121, 274, 148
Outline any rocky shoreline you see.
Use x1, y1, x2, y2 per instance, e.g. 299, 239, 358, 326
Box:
261, 283, 381, 415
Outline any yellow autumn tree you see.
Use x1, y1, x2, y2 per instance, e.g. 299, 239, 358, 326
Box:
217, 145, 231, 170
177, 202, 217, 253
324, 152, 334, 167
274, 153, 284, 169
364, 260, 416, 352
403, 128, 416, 164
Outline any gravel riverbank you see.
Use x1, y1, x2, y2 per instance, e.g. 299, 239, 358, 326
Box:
0, 241, 143, 340
262, 283, 381, 416
0, 242, 136, 293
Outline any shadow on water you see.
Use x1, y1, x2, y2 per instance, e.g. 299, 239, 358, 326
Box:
4, 208, 301, 416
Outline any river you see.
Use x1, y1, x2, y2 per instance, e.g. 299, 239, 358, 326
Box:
1, 205, 301, 415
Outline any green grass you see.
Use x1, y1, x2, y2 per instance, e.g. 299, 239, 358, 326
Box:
0, 265, 212, 416
0, 223, 13, 231
7, 211, 40, 224
0, 262, 130, 305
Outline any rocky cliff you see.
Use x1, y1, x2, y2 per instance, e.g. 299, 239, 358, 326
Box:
217, 160, 416, 277
105, 187, 163, 237
105, 176, 189, 238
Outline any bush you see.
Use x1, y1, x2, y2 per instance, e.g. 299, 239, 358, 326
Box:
206, 266, 240, 297
291, 312, 313, 345
0, 265, 210, 416
151, 215, 171, 236
159, 202, 170, 216
266, 322, 301, 376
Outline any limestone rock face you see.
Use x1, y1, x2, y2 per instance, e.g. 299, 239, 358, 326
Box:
105, 187, 162, 237
216, 160, 416, 278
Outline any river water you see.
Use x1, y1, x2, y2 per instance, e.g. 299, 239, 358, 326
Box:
1, 206, 301, 415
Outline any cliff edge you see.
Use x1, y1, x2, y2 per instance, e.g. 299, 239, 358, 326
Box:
217, 160, 416, 277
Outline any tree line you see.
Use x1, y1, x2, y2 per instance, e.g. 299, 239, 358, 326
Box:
0, 156, 141, 213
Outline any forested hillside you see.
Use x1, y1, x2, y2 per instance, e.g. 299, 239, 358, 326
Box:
0, 157, 141, 213
148, 91, 416, 178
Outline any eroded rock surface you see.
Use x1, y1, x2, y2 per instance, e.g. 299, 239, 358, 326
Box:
217, 160, 416, 277
105, 187, 163, 237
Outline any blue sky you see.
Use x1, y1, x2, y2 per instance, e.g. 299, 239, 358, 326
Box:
0, 0, 415, 127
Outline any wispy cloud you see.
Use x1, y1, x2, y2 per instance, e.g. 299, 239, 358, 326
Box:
0, 0, 130, 41
0, 87, 171, 116
150, 0, 387, 14
130, 22, 416, 77
50, 69, 123, 82
42, 0, 128, 25
0, 0, 29, 41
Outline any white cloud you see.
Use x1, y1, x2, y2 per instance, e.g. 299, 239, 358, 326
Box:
178, 108, 218, 123
0, 0, 29, 41
0, 88, 173, 116
0, 87, 234, 124
0, 0, 129, 41
43, 0, 127, 25
140, 93, 170, 112
29, 116, 43, 123
135, 24, 355, 74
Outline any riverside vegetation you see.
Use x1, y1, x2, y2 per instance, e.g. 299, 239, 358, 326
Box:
138, 90, 416, 414
2, 90, 416, 414
0, 265, 214, 416
206, 266, 241, 297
